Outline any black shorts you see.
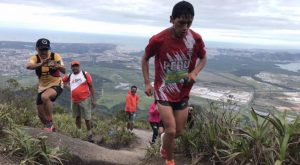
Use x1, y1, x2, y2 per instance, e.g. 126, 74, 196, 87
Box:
36, 86, 63, 105
157, 99, 189, 111
126, 112, 135, 122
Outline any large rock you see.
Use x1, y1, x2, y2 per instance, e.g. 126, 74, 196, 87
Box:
24, 127, 145, 165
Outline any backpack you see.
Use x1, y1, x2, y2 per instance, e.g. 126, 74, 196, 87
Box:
68, 70, 90, 85
35, 52, 60, 79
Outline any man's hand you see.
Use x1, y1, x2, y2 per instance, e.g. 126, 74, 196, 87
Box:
144, 83, 153, 96
92, 100, 96, 109
41, 58, 51, 66
52, 62, 63, 69
187, 72, 197, 84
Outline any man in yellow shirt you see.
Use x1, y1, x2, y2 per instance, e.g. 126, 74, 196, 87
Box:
26, 38, 66, 132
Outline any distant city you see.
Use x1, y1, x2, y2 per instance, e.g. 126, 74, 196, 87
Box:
1, 40, 299, 114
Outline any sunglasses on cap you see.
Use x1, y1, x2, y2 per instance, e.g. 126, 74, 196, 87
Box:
38, 48, 49, 51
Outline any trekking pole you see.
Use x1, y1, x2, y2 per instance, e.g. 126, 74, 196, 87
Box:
180, 77, 190, 85
69, 82, 72, 114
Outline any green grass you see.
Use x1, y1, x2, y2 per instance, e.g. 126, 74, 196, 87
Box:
0, 104, 66, 165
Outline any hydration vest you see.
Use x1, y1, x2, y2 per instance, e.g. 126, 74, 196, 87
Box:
35, 52, 60, 79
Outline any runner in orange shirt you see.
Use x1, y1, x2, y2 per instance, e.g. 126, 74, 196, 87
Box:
125, 86, 139, 133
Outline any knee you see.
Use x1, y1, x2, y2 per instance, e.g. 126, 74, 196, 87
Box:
164, 127, 176, 137
175, 129, 185, 138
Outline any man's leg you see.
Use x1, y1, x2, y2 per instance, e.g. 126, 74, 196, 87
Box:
130, 121, 134, 131
72, 103, 81, 129
41, 88, 57, 124
130, 113, 134, 131
127, 121, 130, 130
37, 105, 47, 125
81, 97, 93, 141
158, 121, 165, 137
76, 116, 81, 129
174, 107, 189, 138
150, 122, 158, 143
158, 126, 165, 137
126, 113, 130, 130
82, 98, 92, 132
85, 120, 91, 131
153, 123, 159, 143
36, 92, 47, 125
158, 103, 176, 161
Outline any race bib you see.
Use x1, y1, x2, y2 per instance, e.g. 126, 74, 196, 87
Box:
165, 69, 188, 84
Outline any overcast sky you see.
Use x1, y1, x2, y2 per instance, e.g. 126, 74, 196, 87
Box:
0, 0, 299, 48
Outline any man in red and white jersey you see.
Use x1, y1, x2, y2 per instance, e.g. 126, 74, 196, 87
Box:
63, 60, 96, 142
141, 1, 207, 164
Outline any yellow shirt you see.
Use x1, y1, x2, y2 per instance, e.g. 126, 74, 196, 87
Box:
29, 52, 64, 93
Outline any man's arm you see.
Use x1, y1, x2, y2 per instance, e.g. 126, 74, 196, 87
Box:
89, 84, 96, 109
141, 53, 153, 96
62, 75, 71, 90
26, 57, 49, 70
26, 63, 43, 70
54, 54, 66, 74
188, 56, 207, 83
54, 63, 66, 74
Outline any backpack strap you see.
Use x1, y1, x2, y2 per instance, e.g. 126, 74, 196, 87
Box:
82, 70, 91, 85
36, 54, 41, 63
50, 52, 55, 60
35, 54, 41, 78
68, 73, 72, 81
68, 71, 90, 85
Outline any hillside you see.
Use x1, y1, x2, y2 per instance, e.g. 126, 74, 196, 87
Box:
1, 41, 300, 115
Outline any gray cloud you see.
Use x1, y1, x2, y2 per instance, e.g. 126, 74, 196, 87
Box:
0, 0, 299, 42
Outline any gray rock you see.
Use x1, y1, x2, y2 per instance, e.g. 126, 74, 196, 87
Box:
24, 127, 146, 165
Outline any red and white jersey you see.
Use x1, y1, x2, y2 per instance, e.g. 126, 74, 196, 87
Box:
62, 71, 92, 103
145, 28, 206, 102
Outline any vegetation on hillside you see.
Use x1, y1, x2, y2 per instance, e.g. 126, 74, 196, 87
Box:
0, 79, 141, 164
2, 79, 300, 165
146, 101, 300, 165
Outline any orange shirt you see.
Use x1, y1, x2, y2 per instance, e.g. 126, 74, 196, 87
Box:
125, 91, 139, 113
63, 71, 92, 103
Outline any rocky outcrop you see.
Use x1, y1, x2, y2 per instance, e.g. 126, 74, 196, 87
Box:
24, 127, 151, 165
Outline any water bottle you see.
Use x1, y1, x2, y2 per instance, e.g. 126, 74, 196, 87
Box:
180, 77, 190, 85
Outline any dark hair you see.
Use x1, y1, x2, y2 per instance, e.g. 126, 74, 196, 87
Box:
172, 1, 194, 19
131, 85, 137, 90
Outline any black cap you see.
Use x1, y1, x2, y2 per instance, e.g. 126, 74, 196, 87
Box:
36, 38, 51, 50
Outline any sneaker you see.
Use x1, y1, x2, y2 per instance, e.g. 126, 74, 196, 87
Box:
160, 133, 167, 159
149, 141, 155, 145
43, 124, 55, 132
87, 134, 94, 143
166, 160, 175, 165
